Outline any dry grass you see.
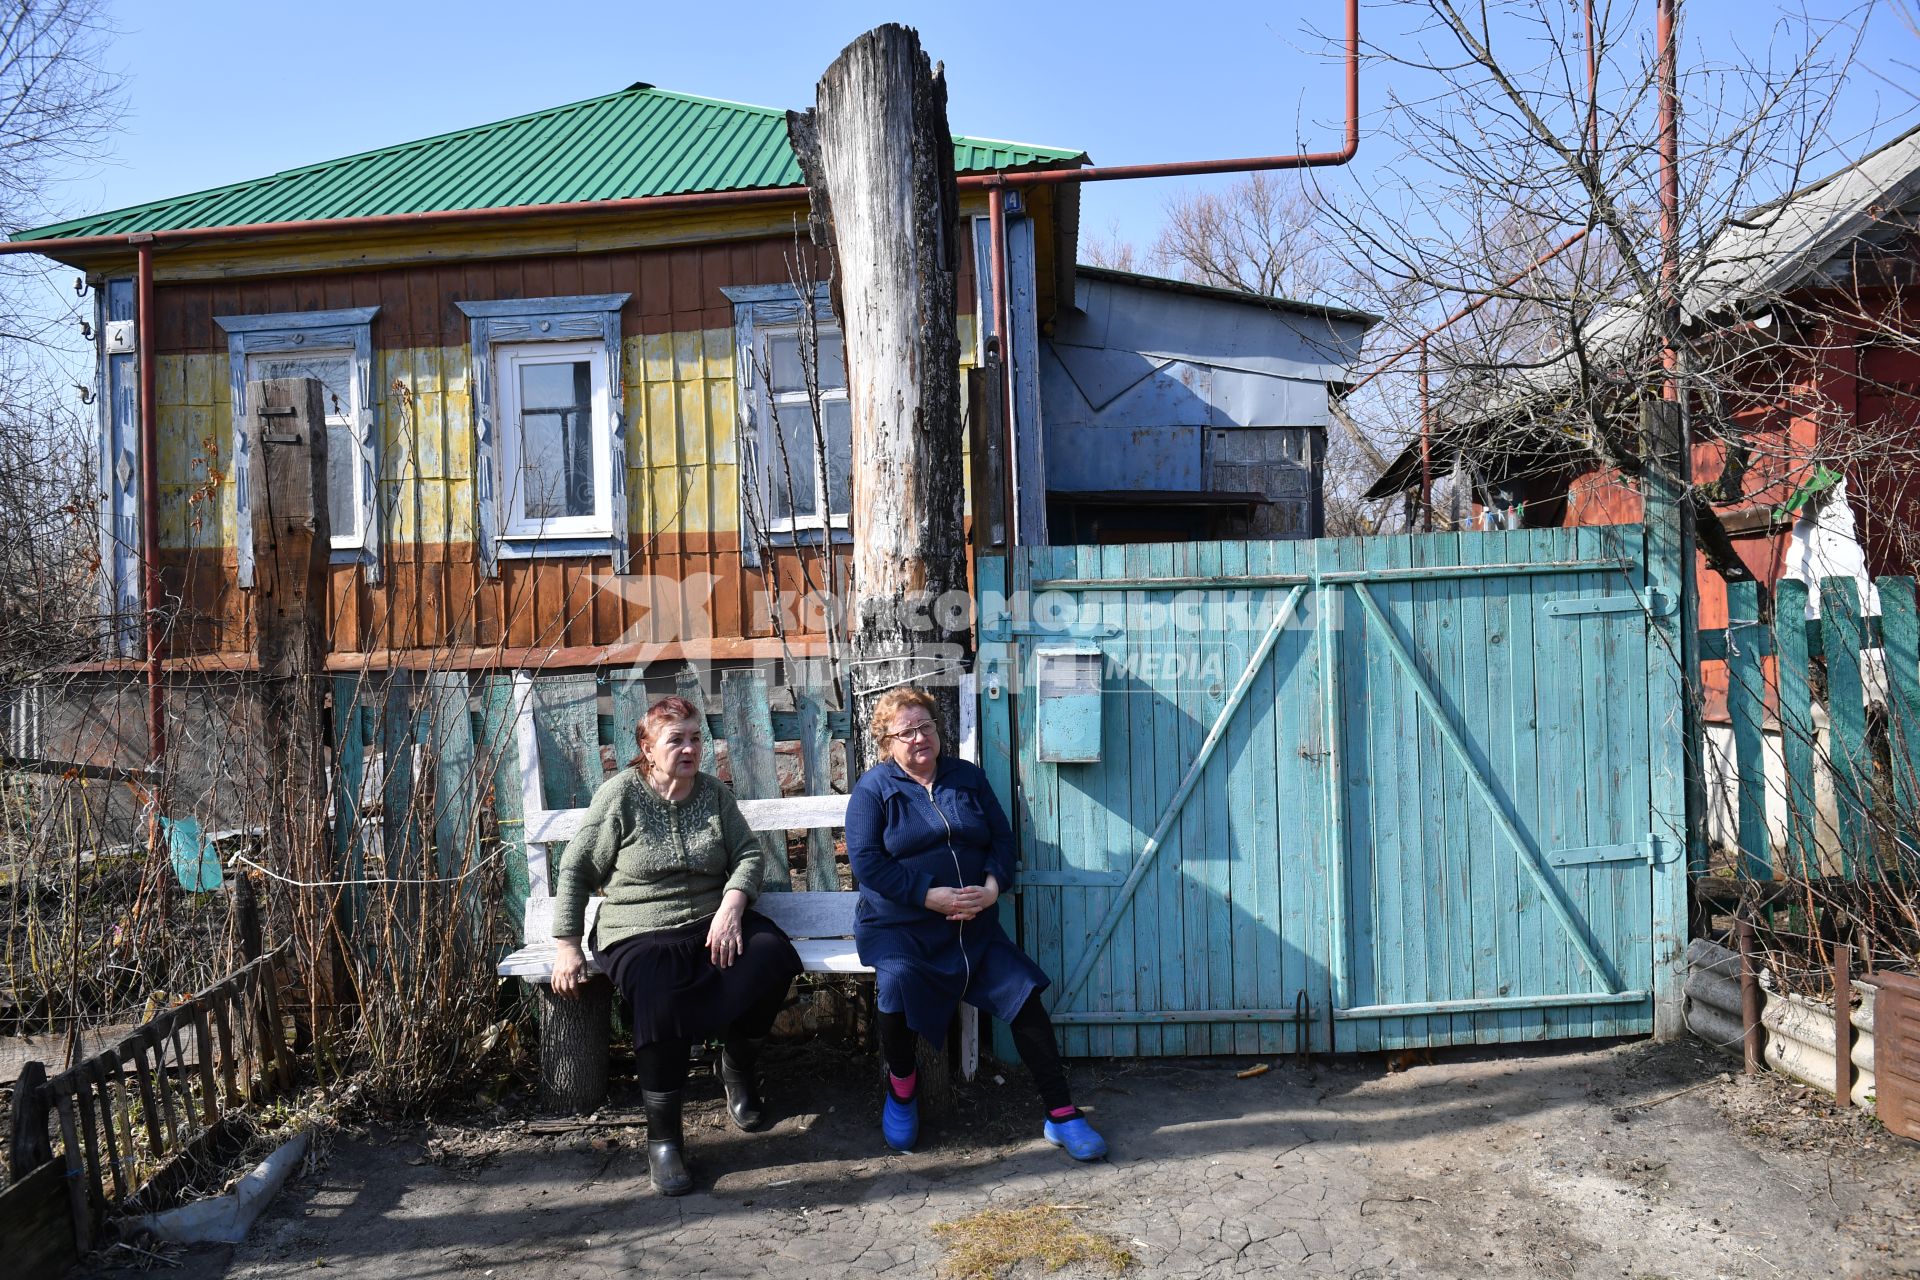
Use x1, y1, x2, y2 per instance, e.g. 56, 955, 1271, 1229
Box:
931, 1204, 1134, 1280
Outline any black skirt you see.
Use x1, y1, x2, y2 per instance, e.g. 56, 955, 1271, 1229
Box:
598, 909, 801, 1047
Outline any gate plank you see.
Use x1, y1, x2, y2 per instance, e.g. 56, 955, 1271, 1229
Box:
1318, 537, 1358, 1050
1355, 532, 1403, 1051
1198, 539, 1235, 1056
1576, 526, 1626, 1038
1266, 538, 1314, 1054
1604, 525, 1656, 1034
1228, 537, 1274, 1051
1821, 578, 1874, 879
1436, 530, 1478, 1045
1086, 542, 1123, 1058
721, 667, 792, 891
1459, 531, 1500, 1042
1054, 543, 1092, 1058
1726, 579, 1772, 878
1504, 528, 1550, 1041
975, 554, 1021, 1064
794, 685, 839, 893
1878, 577, 1920, 867
1123, 541, 1167, 1056
1537, 529, 1583, 1041
1774, 581, 1819, 878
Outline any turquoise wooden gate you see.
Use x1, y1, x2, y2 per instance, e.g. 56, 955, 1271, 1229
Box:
977, 527, 1689, 1056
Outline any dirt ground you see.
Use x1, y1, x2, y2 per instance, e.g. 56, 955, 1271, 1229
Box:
85, 1037, 1918, 1280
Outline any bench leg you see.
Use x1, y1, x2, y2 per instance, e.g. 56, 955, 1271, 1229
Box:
959, 1005, 979, 1083
914, 1031, 955, 1121
537, 978, 612, 1114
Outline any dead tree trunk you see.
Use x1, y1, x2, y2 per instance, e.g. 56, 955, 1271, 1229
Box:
245, 376, 343, 1040
788, 24, 971, 770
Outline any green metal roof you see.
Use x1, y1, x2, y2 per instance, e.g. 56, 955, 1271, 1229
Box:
14, 83, 1086, 242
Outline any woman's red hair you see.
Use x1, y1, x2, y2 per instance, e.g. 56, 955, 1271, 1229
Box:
630, 695, 702, 770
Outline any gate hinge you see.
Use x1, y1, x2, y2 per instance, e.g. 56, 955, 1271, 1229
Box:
1543, 589, 1670, 619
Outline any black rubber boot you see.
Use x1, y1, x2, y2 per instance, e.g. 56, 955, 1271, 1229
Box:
641, 1088, 693, 1196
719, 1039, 767, 1132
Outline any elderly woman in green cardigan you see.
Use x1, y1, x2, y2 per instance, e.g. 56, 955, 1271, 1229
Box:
550, 695, 801, 1196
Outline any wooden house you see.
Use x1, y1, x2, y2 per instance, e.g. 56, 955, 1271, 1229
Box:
11, 81, 1372, 831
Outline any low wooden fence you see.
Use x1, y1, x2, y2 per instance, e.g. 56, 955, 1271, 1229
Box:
3, 945, 294, 1269
1702, 574, 1920, 884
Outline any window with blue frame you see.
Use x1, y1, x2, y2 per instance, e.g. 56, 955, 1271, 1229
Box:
456, 294, 630, 576
214, 306, 381, 585
722, 284, 851, 565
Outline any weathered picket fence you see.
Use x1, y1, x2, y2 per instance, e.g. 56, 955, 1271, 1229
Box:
329, 664, 851, 947
1702, 574, 1920, 883
3, 942, 294, 1269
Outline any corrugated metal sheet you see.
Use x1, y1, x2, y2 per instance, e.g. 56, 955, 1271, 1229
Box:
16, 84, 1086, 242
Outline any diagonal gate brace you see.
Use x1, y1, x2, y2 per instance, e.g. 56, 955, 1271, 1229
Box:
1055, 583, 1307, 1009
1349, 583, 1620, 992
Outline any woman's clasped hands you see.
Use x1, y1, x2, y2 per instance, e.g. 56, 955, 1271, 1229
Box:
925, 876, 1000, 922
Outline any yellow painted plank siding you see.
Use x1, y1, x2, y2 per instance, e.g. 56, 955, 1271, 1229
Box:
158, 320, 974, 552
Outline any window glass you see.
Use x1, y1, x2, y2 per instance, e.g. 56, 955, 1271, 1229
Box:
825, 399, 853, 515
516, 359, 595, 520
249, 352, 358, 542
251, 355, 351, 420
326, 425, 357, 537
815, 332, 846, 388
765, 401, 819, 521
768, 330, 846, 394
749, 319, 851, 534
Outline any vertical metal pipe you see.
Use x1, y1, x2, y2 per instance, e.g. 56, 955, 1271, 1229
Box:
1585, 0, 1600, 160
1418, 339, 1433, 531
1737, 912, 1762, 1074
1834, 940, 1853, 1108
987, 183, 1019, 545
1657, 0, 1680, 399
134, 237, 165, 781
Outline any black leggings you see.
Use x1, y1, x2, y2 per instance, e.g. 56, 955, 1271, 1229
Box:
633, 981, 787, 1093
877, 992, 1072, 1113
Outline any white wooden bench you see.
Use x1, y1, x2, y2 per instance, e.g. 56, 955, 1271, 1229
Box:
492, 676, 977, 1112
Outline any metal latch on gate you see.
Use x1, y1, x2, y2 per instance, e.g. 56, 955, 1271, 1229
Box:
1543, 589, 1671, 619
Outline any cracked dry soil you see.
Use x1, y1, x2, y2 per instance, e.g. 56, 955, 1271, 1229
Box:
89, 1039, 1918, 1280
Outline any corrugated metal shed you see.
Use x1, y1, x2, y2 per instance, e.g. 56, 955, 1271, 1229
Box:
14, 83, 1086, 241
1042, 266, 1373, 492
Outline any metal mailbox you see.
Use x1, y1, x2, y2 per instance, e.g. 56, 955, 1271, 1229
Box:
1035, 643, 1104, 763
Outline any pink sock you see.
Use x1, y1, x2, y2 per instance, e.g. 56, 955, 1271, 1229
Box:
1049, 1105, 1079, 1120
889, 1071, 917, 1100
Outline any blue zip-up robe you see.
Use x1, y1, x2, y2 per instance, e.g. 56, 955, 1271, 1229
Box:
845, 755, 1049, 1047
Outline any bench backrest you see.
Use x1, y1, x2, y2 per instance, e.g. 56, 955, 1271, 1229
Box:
509, 670, 852, 898
522, 887, 856, 945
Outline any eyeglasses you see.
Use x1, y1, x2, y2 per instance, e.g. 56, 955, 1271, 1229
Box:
887, 721, 939, 742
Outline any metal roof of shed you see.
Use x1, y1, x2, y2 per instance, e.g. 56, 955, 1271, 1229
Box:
13, 82, 1087, 242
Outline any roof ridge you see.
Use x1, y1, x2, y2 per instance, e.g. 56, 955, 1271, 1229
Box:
1733, 118, 1920, 226
16, 84, 666, 240
13, 83, 1085, 244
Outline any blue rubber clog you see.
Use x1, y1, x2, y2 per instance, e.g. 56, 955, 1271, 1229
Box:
882, 1090, 919, 1152
1042, 1114, 1108, 1161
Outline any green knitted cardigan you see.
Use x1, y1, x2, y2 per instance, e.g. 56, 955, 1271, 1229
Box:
550, 770, 765, 949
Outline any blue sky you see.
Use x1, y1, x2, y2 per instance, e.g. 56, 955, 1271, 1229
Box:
56, 1, 1912, 251
16, 0, 1919, 384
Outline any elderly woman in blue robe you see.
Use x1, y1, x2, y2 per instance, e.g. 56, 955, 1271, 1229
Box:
843, 686, 1107, 1160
